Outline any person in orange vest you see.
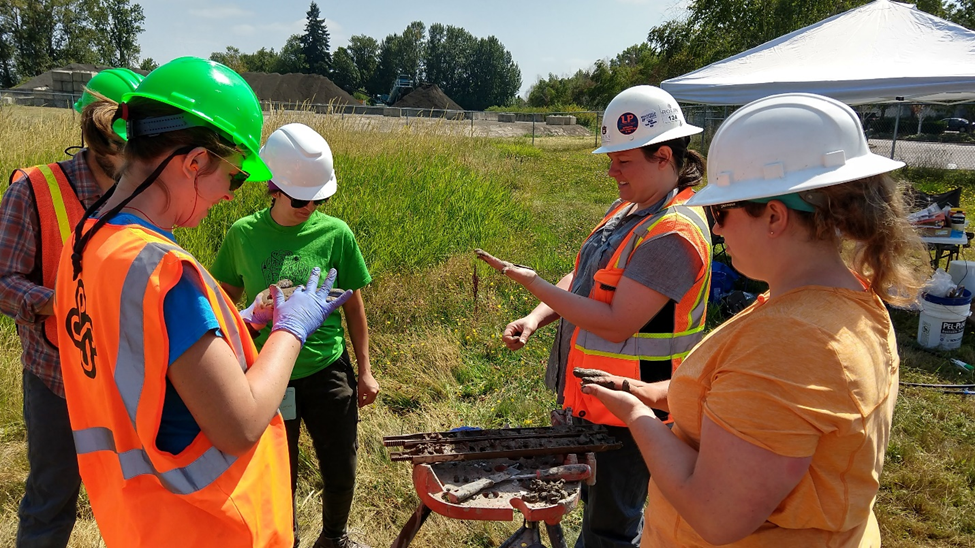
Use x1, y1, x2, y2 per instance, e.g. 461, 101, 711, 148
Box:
52, 56, 350, 547
0, 67, 141, 547
582, 93, 927, 546
476, 85, 712, 547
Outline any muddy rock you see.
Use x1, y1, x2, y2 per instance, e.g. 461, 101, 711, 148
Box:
256, 279, 346, 307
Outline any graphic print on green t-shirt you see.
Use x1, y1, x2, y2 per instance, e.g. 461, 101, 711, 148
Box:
210, 208, 371, 380
261, 250, 313, 288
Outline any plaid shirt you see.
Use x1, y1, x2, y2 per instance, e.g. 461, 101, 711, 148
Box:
0, 152, 102, 397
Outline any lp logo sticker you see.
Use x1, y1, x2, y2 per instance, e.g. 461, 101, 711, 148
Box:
617, 112, 638, 135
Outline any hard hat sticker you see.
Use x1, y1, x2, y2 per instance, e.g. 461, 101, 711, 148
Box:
601, 125, 607, 135
661, 105, 682, 125
640, 111, 658, 128
617, 113, 638, 135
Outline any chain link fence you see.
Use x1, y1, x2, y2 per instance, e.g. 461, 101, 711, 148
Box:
3, 87, 972, 169
680, 102, 975, 170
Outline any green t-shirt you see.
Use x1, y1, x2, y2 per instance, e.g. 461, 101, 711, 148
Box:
211, 208, 371, 380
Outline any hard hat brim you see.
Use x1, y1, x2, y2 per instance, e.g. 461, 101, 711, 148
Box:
592, 124, 703, 155
116, 89, 273, 182
686, 153, 905, 207
272, 173, 337, 201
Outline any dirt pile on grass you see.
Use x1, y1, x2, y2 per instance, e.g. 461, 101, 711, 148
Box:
393, 84, 463, 111
242, 72, 357, 106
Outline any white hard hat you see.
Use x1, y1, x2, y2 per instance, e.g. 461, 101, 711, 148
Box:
686, 93, 904, 207
593, 85, 702, 154
259, 123, 337, 201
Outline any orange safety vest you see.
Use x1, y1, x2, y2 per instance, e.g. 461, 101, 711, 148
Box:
562, 187, 712, 426
54, 219, 293, 548
14, 163, 87, 346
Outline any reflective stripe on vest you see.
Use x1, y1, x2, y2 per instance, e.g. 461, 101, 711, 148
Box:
562, 189, 712, 426
73, 426, 237, 495
576, 192, 712, 359
55, 220, 293, 546
18, 163, 86, 346
35, 164, 75, 243
114, 243, 248, 425
84, 241, 246, 493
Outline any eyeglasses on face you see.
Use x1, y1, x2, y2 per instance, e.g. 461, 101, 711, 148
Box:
209, 151, 250, 191
281, 192, 327, 209
709, 201, 750, 227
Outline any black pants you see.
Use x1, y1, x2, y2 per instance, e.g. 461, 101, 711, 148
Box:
285, 349, 358, 545
18, 369, 81, 548
575, 423, 649, 548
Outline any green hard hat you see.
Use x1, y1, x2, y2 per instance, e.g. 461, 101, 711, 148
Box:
114, 56, 271, 182
73, 68, 143, 113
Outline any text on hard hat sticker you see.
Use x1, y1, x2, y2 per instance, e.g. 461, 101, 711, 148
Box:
661, 106, 681, 125
640, 111, 658, 128
601, 125, 607, 135
617, 113, 639, 135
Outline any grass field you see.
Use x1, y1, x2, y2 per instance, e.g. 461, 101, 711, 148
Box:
0, 104, 973, 547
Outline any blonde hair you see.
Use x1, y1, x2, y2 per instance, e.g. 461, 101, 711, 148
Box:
80, 94, 124, 158
745, 174, 929, 306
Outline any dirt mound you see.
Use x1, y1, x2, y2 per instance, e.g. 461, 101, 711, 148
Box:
242, 72, 357, 106
15, 65, 355, 107
393, 84, 463, 111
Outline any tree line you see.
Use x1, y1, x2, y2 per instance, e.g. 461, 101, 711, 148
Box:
525, 0, 975, 111
0, 0, 146, 89
209, 3, 522, 111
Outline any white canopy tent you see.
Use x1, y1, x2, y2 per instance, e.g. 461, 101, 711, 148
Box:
661, 0, 975, 106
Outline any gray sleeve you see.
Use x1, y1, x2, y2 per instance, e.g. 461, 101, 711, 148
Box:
621, 233, 704, 303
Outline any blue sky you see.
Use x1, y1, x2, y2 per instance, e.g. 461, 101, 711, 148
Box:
139, 0, 689, 97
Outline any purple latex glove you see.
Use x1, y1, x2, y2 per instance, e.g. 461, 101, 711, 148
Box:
239, 292, 273, 329
271, 267, 352, 345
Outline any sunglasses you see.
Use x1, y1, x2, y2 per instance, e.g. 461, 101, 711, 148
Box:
709, 201, 750, 227
210, 152, 250, 191
281, 191, 327, 209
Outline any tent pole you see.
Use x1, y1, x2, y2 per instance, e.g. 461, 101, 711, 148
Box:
889, 103, 902, 159
700, 107, 705, 150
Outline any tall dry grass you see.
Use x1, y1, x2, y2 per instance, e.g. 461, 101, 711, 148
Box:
0, 103, 972, 547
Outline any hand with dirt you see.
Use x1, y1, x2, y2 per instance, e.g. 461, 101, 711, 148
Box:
271, 268, 352, 345
503, 316, 539, 350
474, 249, 538, 288
573, 367, 633, 393
581, 382, 650, 427
256, 279, 347, 308
239, 292, 274, 330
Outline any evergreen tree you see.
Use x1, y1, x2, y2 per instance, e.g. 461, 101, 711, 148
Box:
300, 2, 330, 75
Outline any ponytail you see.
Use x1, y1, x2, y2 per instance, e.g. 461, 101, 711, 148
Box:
70, 145, 194, 279
70, 96, 235, 278
641, 136, 705, 189
744, 174, 929, 306
813, 175, 928, 306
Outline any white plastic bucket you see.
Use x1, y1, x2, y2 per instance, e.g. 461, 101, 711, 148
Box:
917, 289, 972, 350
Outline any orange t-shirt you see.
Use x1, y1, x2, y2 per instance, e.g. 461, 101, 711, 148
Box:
643, 286, 899, 547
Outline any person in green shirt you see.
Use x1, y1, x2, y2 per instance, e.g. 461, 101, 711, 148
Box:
211, 123, 377, 548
